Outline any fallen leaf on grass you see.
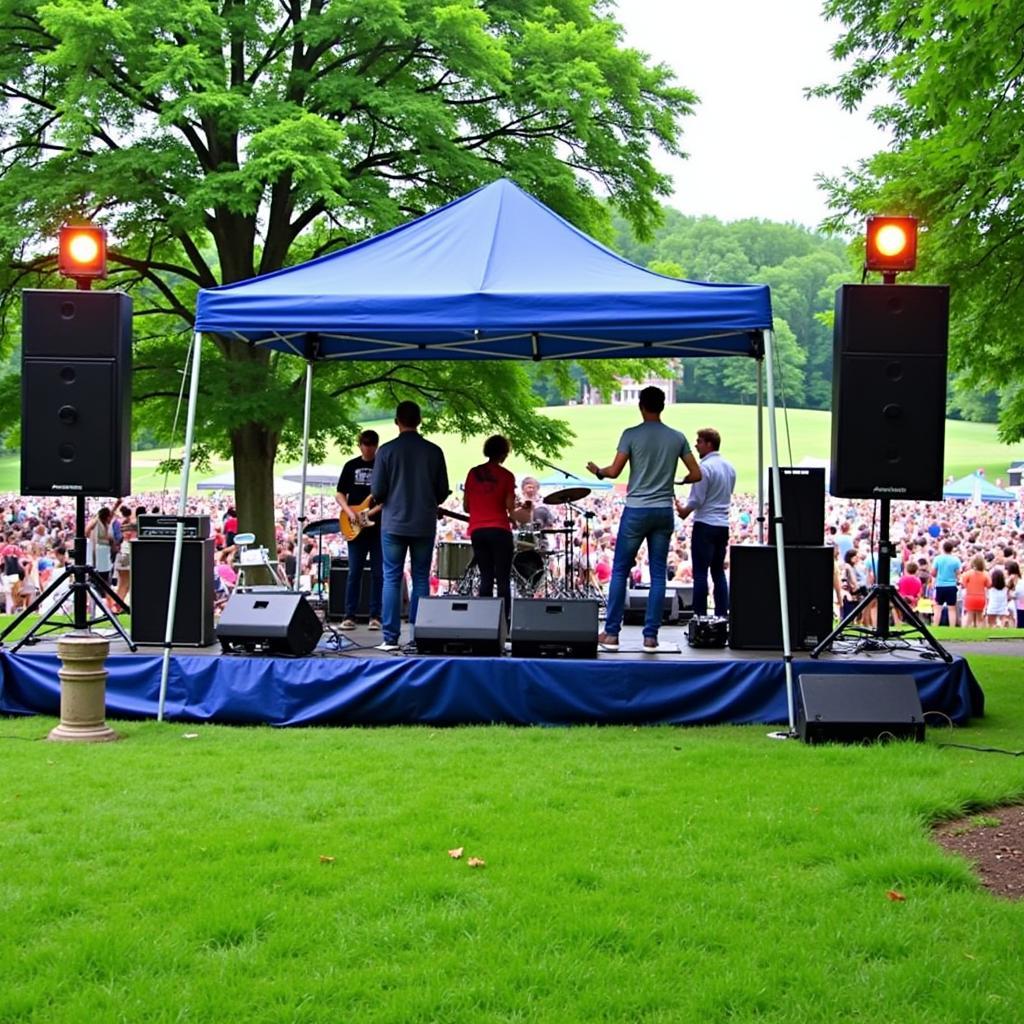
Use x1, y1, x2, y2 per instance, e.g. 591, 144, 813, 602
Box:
467, 857, 486, 868
448, 847, 464, 859
319, 855, 336, 864
886, 889, 906, 902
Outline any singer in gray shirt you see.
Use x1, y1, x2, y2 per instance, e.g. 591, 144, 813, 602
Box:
676, 428, 736, 617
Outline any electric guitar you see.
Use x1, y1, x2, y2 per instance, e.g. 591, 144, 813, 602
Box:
340, 500, 469, 541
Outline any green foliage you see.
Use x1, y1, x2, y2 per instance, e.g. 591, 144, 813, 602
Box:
0, 0, 692, 543
814, 0, 1024, 441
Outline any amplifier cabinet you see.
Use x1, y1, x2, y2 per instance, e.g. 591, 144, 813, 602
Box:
130, 539, 215, 647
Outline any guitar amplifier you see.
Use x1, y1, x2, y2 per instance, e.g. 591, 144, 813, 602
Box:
138, 514, 211, 540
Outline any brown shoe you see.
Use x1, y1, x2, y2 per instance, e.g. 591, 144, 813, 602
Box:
643, 636, 660, 652
597, 632, 619, 650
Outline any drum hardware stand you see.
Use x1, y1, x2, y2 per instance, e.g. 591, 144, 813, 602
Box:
810, 497, 951, 662
0, 496, 135, 654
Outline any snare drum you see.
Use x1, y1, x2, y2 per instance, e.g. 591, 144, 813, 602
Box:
437, 541, 474, 580
515, 527, 538, 551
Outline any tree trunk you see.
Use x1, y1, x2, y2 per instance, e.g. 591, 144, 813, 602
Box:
231, 421, 280, 551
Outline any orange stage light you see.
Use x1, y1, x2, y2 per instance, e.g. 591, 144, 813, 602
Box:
58, 225, 108, 281
864, 216, 917, 276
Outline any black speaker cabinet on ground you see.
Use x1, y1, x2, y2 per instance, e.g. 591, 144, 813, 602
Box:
728, 545, 833, 651
130, 539, 215, 647
21, 289, 132, 497
623, 588, 678, 625
511, 599, 599, 658
830, 284, 949, 500
767, 467, 825, 546
797, 673, 925, 744
415, 597, 505, 656
216, 591, 323, 656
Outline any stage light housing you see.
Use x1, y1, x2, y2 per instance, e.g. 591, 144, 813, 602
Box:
58, 225, 108, 282
865, 216, 917, 275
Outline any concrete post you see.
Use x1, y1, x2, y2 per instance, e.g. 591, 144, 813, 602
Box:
48, 635, 119, 743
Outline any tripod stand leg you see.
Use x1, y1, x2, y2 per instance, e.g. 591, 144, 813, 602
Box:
0, 569, 75, 645
82, 582, 137, 651
809, 588, 879, 658
889, 590, 953, 662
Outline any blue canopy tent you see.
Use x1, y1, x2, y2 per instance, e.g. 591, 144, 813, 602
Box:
162, 179, 795, 726
943, 473, 1016, 503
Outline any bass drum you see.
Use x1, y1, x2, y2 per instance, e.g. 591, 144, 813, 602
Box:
512, 548, 545, 593
437, 541, 474, 580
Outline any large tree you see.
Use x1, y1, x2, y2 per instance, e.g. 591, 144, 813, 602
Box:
0, 0, 691, 543
814, 0, 1024, 440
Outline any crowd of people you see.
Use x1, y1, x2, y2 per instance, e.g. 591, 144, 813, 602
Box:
3, 394, 1024, 636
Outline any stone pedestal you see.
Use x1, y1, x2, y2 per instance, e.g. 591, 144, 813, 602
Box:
48, 634, 120, 743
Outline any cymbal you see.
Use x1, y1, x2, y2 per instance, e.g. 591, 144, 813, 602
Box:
304, 518, 341, 537
544, 486, 590, 505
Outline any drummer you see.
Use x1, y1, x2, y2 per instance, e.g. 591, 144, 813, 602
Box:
335, 429, 383, 631
519, 475, 555, 546
463, 436, 530, 621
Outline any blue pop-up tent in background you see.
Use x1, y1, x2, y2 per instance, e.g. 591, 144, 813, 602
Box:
942, 472, 1016, 503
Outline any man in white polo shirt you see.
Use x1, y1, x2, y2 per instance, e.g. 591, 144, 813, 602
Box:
675, 427, 736, 618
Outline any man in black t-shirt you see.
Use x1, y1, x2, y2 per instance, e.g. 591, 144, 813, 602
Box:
335, 430, 383, 630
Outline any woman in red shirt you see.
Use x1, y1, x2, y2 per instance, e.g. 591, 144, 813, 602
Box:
463, 435, 519, 621
959, 554, 991, 628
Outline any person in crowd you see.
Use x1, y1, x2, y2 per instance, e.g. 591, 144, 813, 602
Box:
114, 504, 136, 608
85, 506, 115, 586
895, 561, 923, 623
985, 566, 1010, 628
840, 549, 865, 622
336, 429, 383, 631
1004, 559, 1024, 628
463, 434, 528, 623
223, 506, 238, 548
674, 427, 737, 619
931, 539, 962, 627
960, 554, 991, 628
371, 401, 449, 651
586, 386, 701, 652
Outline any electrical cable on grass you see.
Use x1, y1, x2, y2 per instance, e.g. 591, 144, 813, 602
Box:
938, 743, 1024, 756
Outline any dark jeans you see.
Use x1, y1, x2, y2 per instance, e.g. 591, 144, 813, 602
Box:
345, 527, 382, 619
471, 528, 513, 622
603, 506, 674, 639
381, 532, 434, 644
691, 521, 730, 616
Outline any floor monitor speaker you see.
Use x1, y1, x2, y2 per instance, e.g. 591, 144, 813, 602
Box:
216, 591, 323, 655
623, 588, 678, 625
797, 673, 925, 744
767, 467, 825, 546
728, 545, 833, 650
415, 597, 506, 656
130, 539, 215, 647
510, 599, 598, 658
830, 284, 949, 500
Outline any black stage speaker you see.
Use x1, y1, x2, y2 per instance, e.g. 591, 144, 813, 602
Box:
415, 597, 505, 656
797, 673, 925, 744
729, 545, 833, 651
21, 289, 132, 496
511, 599, 599, 659
767, 467, 825, 546
130, 539, 215, 647
830, 284, 949, 500
623, 588, 678, 625
216, 591, 323, 656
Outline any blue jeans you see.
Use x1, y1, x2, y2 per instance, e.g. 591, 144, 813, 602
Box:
603, 506, 673, 639
691, 521, 730, 616
345, 528, 382, 619
381, 532, 434, 643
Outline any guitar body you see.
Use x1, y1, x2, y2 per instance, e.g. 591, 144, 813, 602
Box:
339, 497, 374, 541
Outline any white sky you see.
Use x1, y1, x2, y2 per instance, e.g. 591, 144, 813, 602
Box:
615, 0, 890, 228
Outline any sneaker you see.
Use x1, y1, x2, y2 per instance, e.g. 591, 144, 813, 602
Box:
375, 640, 401, 652
597, 632, 619, 650
643, 636, 660, 652
367, 618, 382, 631
338, 619, 357, 631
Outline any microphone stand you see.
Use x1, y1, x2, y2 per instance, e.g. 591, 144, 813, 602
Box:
535, 457, 588, 482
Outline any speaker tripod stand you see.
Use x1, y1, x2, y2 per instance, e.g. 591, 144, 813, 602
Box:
810, 498, 951, 663
0, 497, 136, 654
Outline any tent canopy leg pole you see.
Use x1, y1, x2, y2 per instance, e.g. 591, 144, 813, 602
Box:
295, 361, 313, 591
763, 329, 797, 735
158, 331, 203, 722
757, 356, 765, 544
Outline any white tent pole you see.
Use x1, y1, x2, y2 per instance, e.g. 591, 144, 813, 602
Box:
295, 360, 313, 591
763, 329, 796, 735
757, 356, 765, 544
158, 331, 203, 722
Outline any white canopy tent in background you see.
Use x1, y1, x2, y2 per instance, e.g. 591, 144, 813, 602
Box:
196, 470, 303, 494
161, 180, 796, 730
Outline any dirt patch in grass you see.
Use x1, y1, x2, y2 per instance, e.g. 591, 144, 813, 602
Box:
933, 806, 1024, 900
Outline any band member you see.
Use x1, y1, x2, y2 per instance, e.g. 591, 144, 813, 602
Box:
674, 428, 736, 617
587, 386, 701, 652
519, 476, 554, 530
370, 401, 449, 651
336, 430, 383, 630
463, 435, 528, 621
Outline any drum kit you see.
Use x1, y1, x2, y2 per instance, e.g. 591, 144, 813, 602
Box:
435, 485, 604, 602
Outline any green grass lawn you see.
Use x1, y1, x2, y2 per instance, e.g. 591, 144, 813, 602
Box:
2, 402, 1021, 496
0, 652, 1021, 1022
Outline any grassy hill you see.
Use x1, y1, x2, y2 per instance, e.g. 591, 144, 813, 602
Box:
1, 403, 1020, 497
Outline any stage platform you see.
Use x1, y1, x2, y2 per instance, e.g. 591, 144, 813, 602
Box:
0, 623, 983, 729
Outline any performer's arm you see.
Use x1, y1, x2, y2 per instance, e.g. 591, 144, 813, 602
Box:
678, 451, 702, 484
586, 452, 628, 481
